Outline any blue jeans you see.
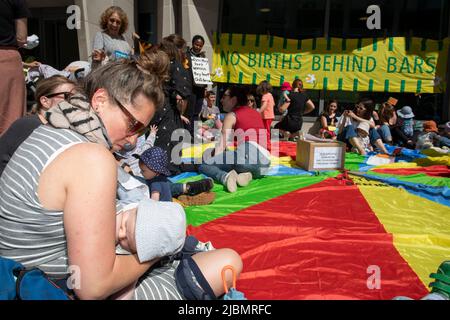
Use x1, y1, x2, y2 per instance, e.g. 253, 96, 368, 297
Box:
134, 175, 185, 198
377, 125, 392, 143
198, 142, 271, 184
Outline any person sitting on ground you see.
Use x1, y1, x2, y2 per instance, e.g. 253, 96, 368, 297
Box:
199, 86, 271, 193
337, 98, 389, 156
352, 122, 373, 154
319, 100, 339, 140
416, 120, 450, 151
393, 106, 416, 148
134, 146, 176, 202
197, 91, 222, 141
247, 94, 257, 110
375, 102, 397, 145
275, 79, 315, 141
0, 51, 242, 300
0, 75, 78, 177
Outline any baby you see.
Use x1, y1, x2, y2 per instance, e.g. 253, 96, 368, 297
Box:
134, 147, 174, 202
112, 199, 186, 300
353, 121, 373, 154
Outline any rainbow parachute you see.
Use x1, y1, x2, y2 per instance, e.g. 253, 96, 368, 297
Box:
175, 142, 449, 300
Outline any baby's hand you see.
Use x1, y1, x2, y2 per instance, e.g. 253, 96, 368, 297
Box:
150, 125, 158, 134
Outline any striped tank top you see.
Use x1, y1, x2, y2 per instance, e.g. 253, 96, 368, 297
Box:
0, 125, 121, 278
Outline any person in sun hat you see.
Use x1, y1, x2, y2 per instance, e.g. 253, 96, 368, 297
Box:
416, 120, 450, 150
394, 106, 416, 148
134, 146, 174, 202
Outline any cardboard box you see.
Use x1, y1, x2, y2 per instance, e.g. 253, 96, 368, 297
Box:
296, 140, 346, 171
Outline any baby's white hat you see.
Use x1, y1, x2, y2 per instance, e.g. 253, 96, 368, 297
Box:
135, 199, 186, 263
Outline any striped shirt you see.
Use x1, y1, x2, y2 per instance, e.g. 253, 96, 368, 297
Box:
0, 125, 183, 299
0, 125, 122, 278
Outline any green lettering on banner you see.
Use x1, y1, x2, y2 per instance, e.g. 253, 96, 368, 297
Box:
366, 57, 377, 72
400, 57, 411, 74
387, 57, 397, 73
227, 71, 231, 83
248, 52, 257, 67
282, 54, 293, 69
280, 75, 285, 86
231, 52, 240, 66
414, 57, 424, 74
333, 56, 344, 72
384, 80, 390, 92
352, 56, 363, 72
323, 55, 331, 71
252, 73, 257, 85
297, 39, 302, 50
273, 53, 281, 69
263, 53, 272, 68
294, 55, 302, 70
312, 56, 321, 71
357, 39, 362, 51
266, 74, 271, 82
323, 77, 328, 90
239, 72, 244, 84
269, 36, 274, 48
338, 78, 343, 91
346, 56, 351, 72
425, 57, 436, 74
220, 50, 229, 65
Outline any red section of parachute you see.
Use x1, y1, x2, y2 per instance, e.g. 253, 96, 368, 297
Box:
188, 178, 428, 300
270, 141, 297, 159
373, 165, 450, 178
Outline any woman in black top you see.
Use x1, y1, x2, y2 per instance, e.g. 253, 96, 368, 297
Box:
275, 81, 315, 140
148, 36, 193, 175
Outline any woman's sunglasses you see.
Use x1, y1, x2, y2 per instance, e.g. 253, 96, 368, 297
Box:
114, 97, 149, 137
45, 92, 74, 100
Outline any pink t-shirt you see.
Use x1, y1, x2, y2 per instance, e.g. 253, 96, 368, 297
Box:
261, 93, 275, 120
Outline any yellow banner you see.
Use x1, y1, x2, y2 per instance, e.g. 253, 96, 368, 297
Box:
212, 33, 449, 94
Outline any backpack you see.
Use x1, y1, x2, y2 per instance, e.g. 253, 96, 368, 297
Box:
0, 256, 71, 300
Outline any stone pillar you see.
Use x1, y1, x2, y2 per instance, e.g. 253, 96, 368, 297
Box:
157, 0, 176, 41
